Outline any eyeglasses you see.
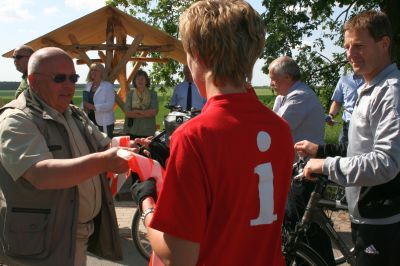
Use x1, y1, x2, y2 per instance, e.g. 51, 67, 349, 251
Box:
12, 55, 29, 61
34, 73, 80, 84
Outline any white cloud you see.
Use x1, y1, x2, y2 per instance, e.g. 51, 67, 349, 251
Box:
43, 6, 59, 15
64, 0, 105, 12
0, 0, 34, 23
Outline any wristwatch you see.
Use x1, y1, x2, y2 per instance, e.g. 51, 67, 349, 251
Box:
141, 207, 155, 223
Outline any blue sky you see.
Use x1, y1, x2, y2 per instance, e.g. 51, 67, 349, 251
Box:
0, 0, 269, 85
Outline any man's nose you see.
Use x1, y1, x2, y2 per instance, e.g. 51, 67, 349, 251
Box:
346, 46, 355, 59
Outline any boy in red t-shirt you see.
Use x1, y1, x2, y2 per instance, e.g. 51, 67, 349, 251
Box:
133, 0, 294, 265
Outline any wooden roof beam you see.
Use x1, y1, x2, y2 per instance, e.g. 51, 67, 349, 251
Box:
108, 34, 143, 83
41, 37, 62, 47
68, 34, 92, 67
41, 37, 79, 58
76, 56, 169, 65
48, 43, 174, 52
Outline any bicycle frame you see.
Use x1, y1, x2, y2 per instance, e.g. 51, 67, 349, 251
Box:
298, 177, 356, 266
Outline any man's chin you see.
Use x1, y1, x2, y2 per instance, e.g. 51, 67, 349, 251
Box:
351, 66, 363, 75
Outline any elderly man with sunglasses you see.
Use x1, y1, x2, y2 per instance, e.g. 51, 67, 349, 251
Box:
12, 45, 34, 98
0, 47, 131, 266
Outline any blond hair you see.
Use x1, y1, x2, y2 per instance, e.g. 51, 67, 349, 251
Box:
179, 0, 265, 87
86, 63, 106, 82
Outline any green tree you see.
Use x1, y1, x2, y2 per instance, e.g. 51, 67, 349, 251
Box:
262, 0, 400, 110
107, 0, 400, 106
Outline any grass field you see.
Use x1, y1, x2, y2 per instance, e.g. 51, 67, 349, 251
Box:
0, 88, 340, 143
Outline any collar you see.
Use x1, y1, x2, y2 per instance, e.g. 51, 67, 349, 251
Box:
367, 63, 398, 88
285, 80, 302, 96
356, 64, 398, 104
25, 89, 68, 121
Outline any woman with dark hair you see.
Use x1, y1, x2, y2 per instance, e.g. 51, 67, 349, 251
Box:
123, 69, 158, 139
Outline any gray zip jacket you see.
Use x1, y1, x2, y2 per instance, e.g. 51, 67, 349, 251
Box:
323, 64, 400, 225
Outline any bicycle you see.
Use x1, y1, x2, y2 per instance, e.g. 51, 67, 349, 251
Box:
283, 159, 356, 265
130, 105, 201, 261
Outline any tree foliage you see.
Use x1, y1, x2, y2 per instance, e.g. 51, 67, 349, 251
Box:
262, 0, 400, 110
107, 0, 400, 105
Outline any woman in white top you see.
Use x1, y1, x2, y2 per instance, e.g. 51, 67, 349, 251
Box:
83, 63, 115, 138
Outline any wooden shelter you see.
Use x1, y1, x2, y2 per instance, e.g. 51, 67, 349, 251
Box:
2, 5, 186, 108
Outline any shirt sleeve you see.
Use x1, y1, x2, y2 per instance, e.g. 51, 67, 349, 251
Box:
331, 78, 344, 103
150, 130, 207, 243
0, 109, 53, 180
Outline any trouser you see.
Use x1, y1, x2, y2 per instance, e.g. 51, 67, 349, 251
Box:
338, 121, 349, 146
351, 221, 400, 266
75, 221, 95, 266
98, 124, 115, 139
285, 181, 336, 266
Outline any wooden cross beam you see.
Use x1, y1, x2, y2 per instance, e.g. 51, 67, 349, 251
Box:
76, 57, 169, 65
68, 34, 92, 67
108, 34, 144, 83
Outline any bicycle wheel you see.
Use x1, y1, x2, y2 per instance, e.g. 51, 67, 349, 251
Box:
131, 209, 152, 261
286, 243, 329, 266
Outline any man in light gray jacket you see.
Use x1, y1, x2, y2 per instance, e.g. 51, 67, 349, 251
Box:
302, 11, 400, 265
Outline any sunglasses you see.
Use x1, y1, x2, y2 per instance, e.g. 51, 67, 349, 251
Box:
12, 55, 29, 61
35, 73, 80, 84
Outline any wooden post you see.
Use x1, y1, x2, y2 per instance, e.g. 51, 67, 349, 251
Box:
104, 18, 115, 78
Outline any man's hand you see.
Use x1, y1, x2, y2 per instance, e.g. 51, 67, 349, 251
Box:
325, 114, 337, 126
131, 179, 157, 211
133, 136, 153, 148
294, 140, 319, 158
303, 159, 324, 180
101, 147, 133, 174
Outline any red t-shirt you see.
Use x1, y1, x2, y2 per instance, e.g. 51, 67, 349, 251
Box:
150, 92, 294, 265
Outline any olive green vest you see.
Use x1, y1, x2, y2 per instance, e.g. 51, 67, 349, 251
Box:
0, 90, 122, 265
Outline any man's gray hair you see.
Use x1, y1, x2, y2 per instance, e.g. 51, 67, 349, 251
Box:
269, 56, 301, 81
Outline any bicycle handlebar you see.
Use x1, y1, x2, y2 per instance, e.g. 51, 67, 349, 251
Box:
164, 104, 201, 116
292, 159, 328, 182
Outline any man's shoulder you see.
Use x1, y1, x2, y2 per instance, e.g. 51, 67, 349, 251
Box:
0, 108, 33, 134
385, 68, 400, 84
0, 107, 26, 120
174, 81, 188, 90
288, 84, 316, 99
